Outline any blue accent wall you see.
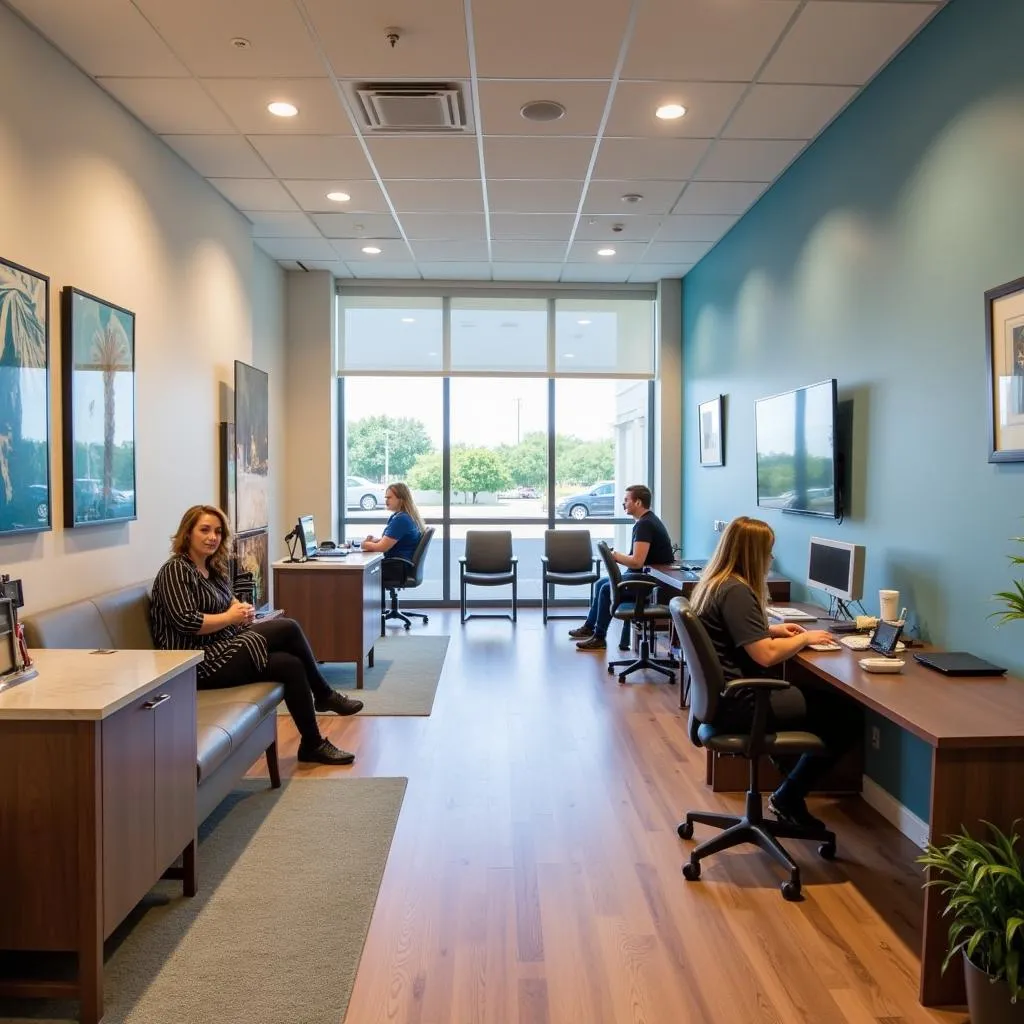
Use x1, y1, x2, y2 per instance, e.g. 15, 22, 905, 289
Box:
681, 0, 1024, 822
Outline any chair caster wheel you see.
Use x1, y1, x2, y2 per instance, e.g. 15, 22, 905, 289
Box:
818, 841, 836, 860
682, 860, 701, 881
618, 674, 627, 684
781, 880, 802, 901
404, 624, 411, 631
677, 821, 694, 840
424, 616, 429, 624
607, 665, 614, 675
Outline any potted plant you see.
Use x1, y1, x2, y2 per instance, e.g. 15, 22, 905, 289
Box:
918, 821, 1024, 1022
991, 536, 1024, 625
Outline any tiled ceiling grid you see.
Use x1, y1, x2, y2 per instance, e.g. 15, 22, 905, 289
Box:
8, 0, 943, 283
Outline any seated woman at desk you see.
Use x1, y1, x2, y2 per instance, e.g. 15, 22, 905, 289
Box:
360, 482, 423, 560
151, 504, 363, 766
689, 516, 861, 829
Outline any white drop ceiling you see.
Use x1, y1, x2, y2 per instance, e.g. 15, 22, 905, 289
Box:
8, 0, 944, 283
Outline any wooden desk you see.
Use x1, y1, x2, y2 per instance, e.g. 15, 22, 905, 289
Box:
647, 564, 792, 603
0, 649, 201, 1024
273, 553, 383, 688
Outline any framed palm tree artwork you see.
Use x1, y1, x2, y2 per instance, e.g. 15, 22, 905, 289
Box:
0, 256, 51, 535
61, 287, 136, 527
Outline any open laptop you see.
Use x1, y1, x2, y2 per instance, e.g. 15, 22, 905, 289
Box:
296, 514, 347, 560
914, 652, 1007, 677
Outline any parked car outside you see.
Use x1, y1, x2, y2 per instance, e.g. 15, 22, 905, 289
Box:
554, 480, 616, 520
517, 486, 539, 499
346, 475, 387, 511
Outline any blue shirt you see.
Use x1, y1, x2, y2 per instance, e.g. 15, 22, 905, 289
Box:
383, 511, 421, 562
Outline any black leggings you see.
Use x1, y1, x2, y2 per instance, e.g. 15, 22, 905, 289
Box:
198, 618, 332, 746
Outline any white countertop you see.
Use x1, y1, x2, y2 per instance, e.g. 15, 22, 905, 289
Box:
0, 649, 202, 721
273, 552, 382, 570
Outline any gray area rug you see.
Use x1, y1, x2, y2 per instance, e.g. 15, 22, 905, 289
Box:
292, 633, 449, 716
0, 777, 406, 1024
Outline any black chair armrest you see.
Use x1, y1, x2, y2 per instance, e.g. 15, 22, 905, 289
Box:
722, 677, 790, 757
722, 676, 790, 696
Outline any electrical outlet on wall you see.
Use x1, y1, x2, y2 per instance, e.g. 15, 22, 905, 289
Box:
713, 519, 727, 532
870, 726, 881, 751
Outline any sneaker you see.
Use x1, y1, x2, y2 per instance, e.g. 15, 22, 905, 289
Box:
576, 635, 607, 651
768, 792, 825, 831
297, 739, 356, 765
314, 691, 364, 716
568, 625, 594, 639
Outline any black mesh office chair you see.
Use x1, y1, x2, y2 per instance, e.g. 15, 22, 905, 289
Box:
541, 529, 600, 623
380, 527, 435, 636
595, 541, 676, 684
460, 530, 517, 623
668, 596, 836, 901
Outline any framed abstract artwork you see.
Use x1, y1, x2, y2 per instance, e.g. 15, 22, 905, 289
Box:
234, 529, 269, 611
61, 287, 136, 527
0, 256, 51, 534
986, 275, 1024, 462
698, 395, 724, 467
234, 360, 269, 533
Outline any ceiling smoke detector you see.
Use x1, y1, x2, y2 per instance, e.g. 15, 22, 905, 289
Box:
520, 100, 566, 123
231, 37, 251, 49
621, 193, 643, 204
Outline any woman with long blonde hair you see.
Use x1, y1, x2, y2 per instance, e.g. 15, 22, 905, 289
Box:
151, 504, 363, 766
361, 481, 423, 559
692, 516, 860, 830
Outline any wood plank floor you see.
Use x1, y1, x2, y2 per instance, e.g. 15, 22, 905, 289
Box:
247, 610, 968, 1024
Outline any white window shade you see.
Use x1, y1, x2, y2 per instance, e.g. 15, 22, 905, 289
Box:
555, 298, 654, 376
450, 298, 547, 372
340, 297, 442, 371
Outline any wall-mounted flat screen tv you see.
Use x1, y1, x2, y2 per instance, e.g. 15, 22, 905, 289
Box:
755, 378, 840, 519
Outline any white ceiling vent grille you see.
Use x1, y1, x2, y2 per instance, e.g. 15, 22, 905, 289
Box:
354, 83, 471, 133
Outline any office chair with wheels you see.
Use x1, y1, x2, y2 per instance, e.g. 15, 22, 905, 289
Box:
460, 530, 517, 623
541, 529, 600, 623
595, 541, 676, 684
380, 527, 435, 636
668, 596, 836, 901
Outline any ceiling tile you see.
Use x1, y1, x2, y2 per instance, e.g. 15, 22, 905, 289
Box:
384, 179, 484, 213
574, 215, 663, 243
201, 78, 353, 135
761, 2, 937, 85
490, 214, 576, 241
309, 212, 401, 239
642, 240, 714, 263
161, 135, 271, 177
605, 82, 747, 139
365, 137, 480, 179
629, 264, 695, 282
292, 260, 353, 278
559, 264, 633, 283
672, 180, 768, 215
409, 240, 491, 262
6, 0, 189, 76
693, 139, 803, 181
246, 135, 371, 178
333, 240, 414, 261
209, 178, 300, 212
347, 262, 423, 279
399, 213, 486, 240
488, 180, 584, 214
97, 78, 233, 133
583, 180, 684, 216
134, 0, 324, 77
725, 84, 857, 139
478, 81, 609, 137
484, 137, 594, 179
567, 241, 647, 263
245, 212, 320, 238
255, 237, 340, 260
592, 138, 710, 180
491, 241, 568, 262
491, 263, 564, 281
655, 214, 738, 242
623, 0, 799, 81
303, 0, 470, 79
473, 0, 631, 78
417, 262, 494, 280
283, 179, 391, 213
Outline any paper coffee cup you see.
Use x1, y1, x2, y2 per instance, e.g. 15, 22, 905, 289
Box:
879, 589, 899, 622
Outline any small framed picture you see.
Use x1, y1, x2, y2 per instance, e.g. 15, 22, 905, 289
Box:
698, 395, 724, 467
986, 275, 1024, 462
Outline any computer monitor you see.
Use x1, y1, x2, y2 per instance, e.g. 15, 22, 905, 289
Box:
807, 536, 864, 601
296, 514, 319, 560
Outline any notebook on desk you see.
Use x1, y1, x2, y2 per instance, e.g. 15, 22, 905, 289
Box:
913, 652, 1007, 677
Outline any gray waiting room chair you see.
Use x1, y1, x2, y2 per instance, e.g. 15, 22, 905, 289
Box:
541, 529, 600, 623
459, 530, 517, 623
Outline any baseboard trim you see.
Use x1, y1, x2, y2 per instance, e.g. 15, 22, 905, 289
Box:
861, 776, 930, 849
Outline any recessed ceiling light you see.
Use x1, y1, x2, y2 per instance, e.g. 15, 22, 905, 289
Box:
361, 246, 382, 255
597, 247, 616, 257
655, 103, 686, 120
520, 100, 566, 123
267, 101, 298, 117
577, 319, 591, 325
401, 317, 415, 323
326, 191, 350, 203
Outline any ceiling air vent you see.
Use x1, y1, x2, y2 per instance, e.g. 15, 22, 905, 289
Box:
354, 83, 470, 133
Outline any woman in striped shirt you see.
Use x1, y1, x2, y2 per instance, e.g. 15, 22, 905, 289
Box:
151, 504, 362, 765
